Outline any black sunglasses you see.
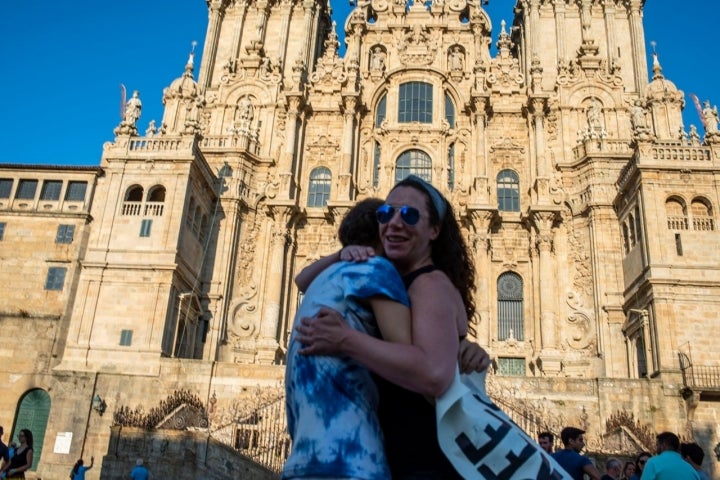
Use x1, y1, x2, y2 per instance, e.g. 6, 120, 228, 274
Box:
376, 204, 421, 226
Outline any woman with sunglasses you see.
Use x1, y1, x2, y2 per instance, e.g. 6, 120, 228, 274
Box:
629, 452, 650, 480
297, 175, 483, 479
1, 429, 33, 479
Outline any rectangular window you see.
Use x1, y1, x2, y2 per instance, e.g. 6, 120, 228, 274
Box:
497, 357, 526, 377
16, 180, 38, 200
0, 179, 13, 199
0, 222, 5, 240
675, 233, 683, 256
120, 329, 133, 346
56, 224, 75, 244
40, 180, 63, 200
398, 82, 433, 123
65, 181, 88, 201
45, 267, 67, 291
140, 219, 153, 237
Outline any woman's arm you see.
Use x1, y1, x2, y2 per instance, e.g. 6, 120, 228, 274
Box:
8, 449, 33, 476
298, 272, 461, 397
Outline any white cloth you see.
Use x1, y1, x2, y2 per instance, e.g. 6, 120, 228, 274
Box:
436, 368, 573, 479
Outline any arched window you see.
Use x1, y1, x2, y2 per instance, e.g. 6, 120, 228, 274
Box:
497, 169, 520, 212
398, 82, 433, 123
445, 92, 455, 128
13, 389, 51, 470
147, 185, 166, 202
628, 213, 636, 247
395, 150, 432, 183
145, 185, 166, 216
665, 197, 688, 230
691, 197, 714, 231
622, 222, 630, 254
186, 197, 195, 227
307, 167, 332, 207
122, 185, 144, 215
125, 185, 144, 202
497, 272, 524, 341
375, 94, 387, 127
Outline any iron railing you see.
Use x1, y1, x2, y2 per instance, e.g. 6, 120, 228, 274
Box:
679, 352, 720, 391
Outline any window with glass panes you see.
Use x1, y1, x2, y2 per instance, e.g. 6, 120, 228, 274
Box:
445, 92, 455, 128
16, 180, 38, 200
307, 167, 331, 207
0, 222, 5, 241
0, 179, 12, 198
375, 94, 387, 126
497, 272, 524, 341
65, 181, 87, 201
395, 150, 432, 183
497, 357, 526, 376
40, 180, 62, 200
56, 225, 75, 244
45, 267, 67, 291
448, 144, 455, 191
497, 169, 520, 212
373, 142, 381, 188
398, 82, 433, 123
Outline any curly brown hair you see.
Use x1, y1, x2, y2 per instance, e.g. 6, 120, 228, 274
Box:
338, 198, 384, 248
392, 178, 476, 320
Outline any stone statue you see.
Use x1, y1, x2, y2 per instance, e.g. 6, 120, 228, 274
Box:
370, 46, 386, 72
449, 47, 464, 71
702, 100, 719, 134
238, 97, 254, 123
145, 120, 157, 137
689, 124, 701, 146
586, 98, 602, 130
123, 90, 142, 126
631, 100, 648, 131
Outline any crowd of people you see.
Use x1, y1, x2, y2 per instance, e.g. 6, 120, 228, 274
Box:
541, 427, 710, 480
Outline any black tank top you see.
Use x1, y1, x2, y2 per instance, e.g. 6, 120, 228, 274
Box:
377, 264, 463, 479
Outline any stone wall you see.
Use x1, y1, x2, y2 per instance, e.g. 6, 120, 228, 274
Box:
100, 427, 277, 480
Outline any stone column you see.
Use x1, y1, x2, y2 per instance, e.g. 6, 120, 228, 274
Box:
337, 96, 358, 201
626, 0, 648, 95
532, 211, 562, 375
279, 96, 303, 197
603, 1, 617, 66
525, 0, 541, 76
552, 0, 567, 62
257, 205, 293, 363
229, 2, 249, 68
301, 0, 318, 69
468, 209, 495, 347
198, 0, 227, 89
255, 0, 270, 46
471, 96, 489, 203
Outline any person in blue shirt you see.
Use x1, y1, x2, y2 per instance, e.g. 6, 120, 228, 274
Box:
552, 427, 601, 480
130, 458, 149, 480
641, 432, 700, 480
680, 442, 711, 480
70, 456, 93, 480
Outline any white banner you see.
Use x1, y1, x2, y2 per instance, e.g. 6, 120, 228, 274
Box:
436, 369, 573, 480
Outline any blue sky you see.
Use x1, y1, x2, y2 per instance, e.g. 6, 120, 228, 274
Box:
1, 0, 716, 166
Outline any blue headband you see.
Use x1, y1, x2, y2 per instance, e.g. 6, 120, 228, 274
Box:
401, 175, 447, 221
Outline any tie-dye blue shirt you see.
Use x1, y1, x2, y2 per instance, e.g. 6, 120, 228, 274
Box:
283, 256, 409, 480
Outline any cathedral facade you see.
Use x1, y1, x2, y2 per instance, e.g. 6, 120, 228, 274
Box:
1, 0, 719, 477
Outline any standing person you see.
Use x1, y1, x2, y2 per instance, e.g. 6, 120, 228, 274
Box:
552, 427, 601, 480
0, 429, 33, 479
640, 432, 700, 479
283, 198, 413, 480
620, 460, 636, 479
130, 459, 149, 480
538, 431, 555, 454
680, 442, 710, 480
70, 456, 94, 480
0, 427, 9, 475
601, 458, 622, 479
630, 452, 651, 480
298, 175, 481, 479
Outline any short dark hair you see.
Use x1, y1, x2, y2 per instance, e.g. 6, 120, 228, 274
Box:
680, 442, 705, 465
338, 198, 384, 248
538, 431, 554, 442
656, 431, 680, 452
560, 427, 585, 446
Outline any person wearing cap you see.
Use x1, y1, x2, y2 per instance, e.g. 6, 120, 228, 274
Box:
298, 175, 487, 479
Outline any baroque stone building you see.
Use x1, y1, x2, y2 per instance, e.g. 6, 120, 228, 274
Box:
1, 0, 719, 478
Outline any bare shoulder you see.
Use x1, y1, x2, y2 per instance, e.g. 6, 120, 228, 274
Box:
407, 269, 463, 308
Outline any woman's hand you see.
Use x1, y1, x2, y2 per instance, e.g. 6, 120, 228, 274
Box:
296, 307, 350, 355
458, 338, 491, 374
340, 245, 375, 262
